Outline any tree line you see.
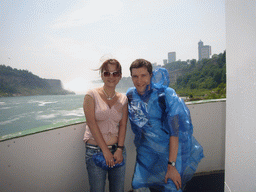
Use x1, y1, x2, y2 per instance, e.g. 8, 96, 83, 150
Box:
1, 51, 226, 99
112, 51, 226, 100
164, 51, 226, 100
0, 65, 74, 97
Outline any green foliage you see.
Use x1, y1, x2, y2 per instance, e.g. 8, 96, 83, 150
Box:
116, 76, 134, 93
164, 60, 190, 71
170, 51, 226, 100
0, 64, 74, 97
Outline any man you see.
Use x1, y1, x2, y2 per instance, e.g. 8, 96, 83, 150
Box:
126, 59, 204, 192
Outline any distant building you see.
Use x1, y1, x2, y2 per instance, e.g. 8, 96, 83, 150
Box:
152, 62, 161, 71
198, 40, 211, 61
152, 62, 157, 70
163, 59, 167, 65
168, 52, 176, 63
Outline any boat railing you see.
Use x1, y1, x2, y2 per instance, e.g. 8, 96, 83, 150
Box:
0, 99, 226, 192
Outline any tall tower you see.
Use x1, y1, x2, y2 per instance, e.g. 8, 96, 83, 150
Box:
168, 52, 176, 63
198, 40, 203, 61
198, 40, 211, 61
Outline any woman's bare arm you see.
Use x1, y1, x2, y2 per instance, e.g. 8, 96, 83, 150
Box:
114, 101, 128, 163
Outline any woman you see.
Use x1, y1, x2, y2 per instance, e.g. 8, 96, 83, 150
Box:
83, 59, 128, 192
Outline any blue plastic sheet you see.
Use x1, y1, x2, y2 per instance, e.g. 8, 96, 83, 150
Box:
92, 152, 125, 170
127, 68, 204, 191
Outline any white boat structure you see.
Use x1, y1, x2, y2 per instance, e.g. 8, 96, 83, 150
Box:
0, 99, 226, 192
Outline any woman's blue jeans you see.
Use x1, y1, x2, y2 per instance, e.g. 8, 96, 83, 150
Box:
85, 144, 126, 192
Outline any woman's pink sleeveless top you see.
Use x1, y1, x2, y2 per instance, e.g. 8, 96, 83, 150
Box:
83, 89, 127, 143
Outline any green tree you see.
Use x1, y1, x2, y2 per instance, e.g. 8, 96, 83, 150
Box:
170, 51, 226, 99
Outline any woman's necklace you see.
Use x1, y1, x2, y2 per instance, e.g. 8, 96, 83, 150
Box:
103, 88, 116, 100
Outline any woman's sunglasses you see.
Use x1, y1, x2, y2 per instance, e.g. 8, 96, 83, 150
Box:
103, 71, 121, 77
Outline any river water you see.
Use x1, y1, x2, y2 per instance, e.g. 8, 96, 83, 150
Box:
0, 94, 86, 137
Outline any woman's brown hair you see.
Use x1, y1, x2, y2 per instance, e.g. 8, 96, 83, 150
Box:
99, 59, 122, 74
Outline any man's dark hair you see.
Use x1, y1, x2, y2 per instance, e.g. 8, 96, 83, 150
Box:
130, 59, 152, 76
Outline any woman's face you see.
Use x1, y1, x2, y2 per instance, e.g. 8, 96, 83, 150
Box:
101, 64, 122, 87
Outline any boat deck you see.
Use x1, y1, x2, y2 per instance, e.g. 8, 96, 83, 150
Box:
184, 171, 224, 192
0, 100, 226, 192
128, 171, 224, 192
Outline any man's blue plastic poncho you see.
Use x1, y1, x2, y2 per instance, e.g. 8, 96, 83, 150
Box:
126, 68, 204, 191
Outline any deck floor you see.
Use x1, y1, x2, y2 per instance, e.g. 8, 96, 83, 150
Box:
130, 171, 225, 192
184, 171, 224, 192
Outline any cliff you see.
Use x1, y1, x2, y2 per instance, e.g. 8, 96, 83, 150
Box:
0, 65, 75, 97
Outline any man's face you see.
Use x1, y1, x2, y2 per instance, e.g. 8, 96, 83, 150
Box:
131, 67, 152, 95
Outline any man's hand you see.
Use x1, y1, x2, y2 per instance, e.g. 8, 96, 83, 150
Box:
164, 165, 182, 190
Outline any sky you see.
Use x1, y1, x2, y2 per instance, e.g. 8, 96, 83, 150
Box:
0, 0, 225, 94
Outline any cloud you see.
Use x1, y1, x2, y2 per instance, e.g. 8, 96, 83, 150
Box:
51, 0, 123, 29
44, 36, 101, 62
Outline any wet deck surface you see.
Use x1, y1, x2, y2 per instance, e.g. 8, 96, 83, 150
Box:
140, 171, 224, 192
184, 171, 224, 192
